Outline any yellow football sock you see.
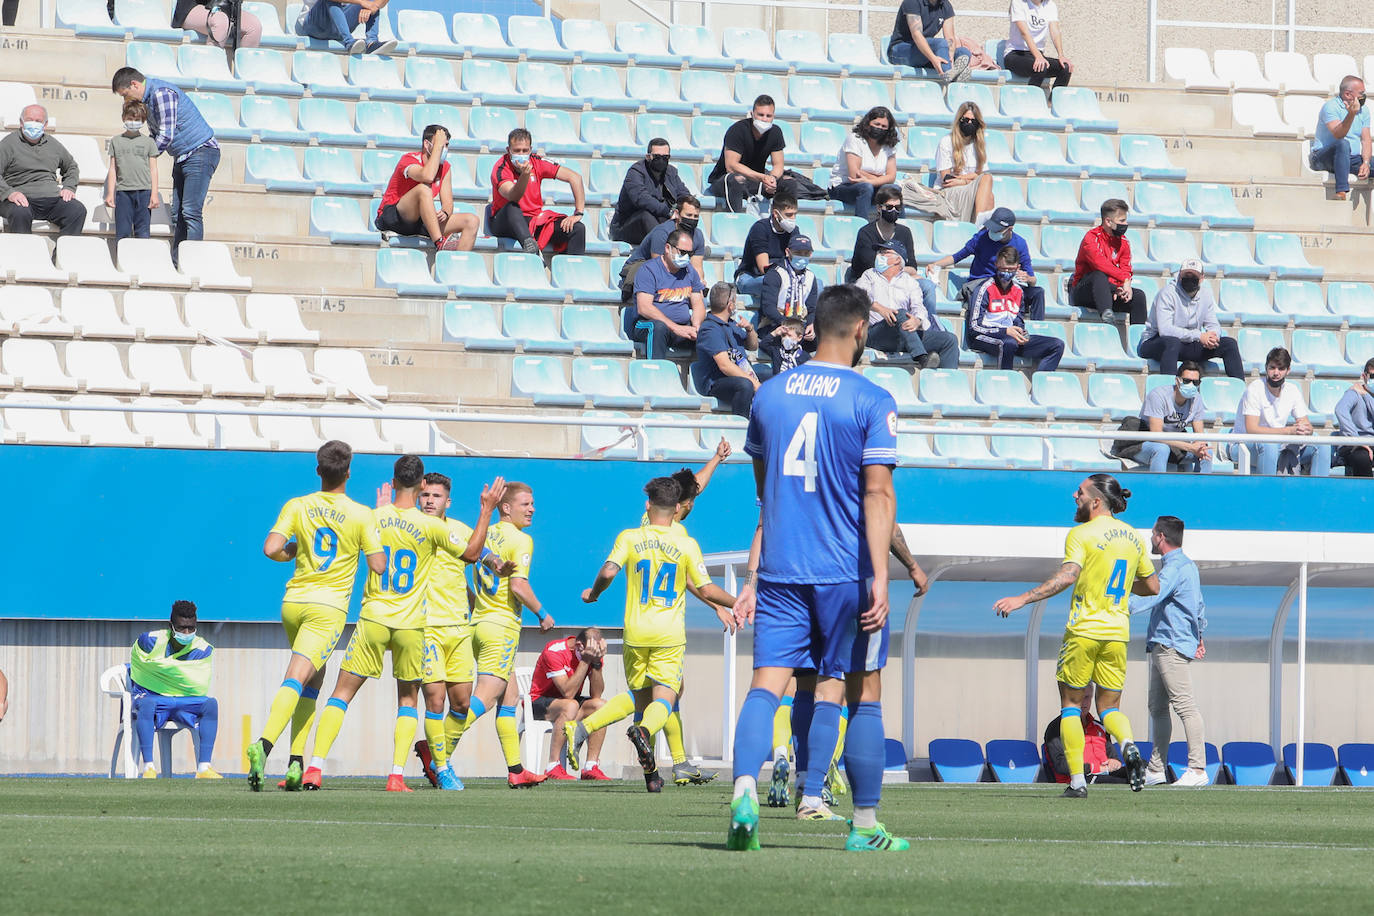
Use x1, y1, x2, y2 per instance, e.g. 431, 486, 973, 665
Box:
424, 711, 448, 769
830, 708, 849, 768
663, 710, 686, 765
393, 707, 419, 770
261, 679, 303, 747
1100, 708, 1135, 746
289, 690, 319, 757
582, 691, 635, 734
496, 706, 522, 768
445, 709, 468, 757
772, 699, 793, 758
311, 698, 348, 762
1060, 709, 1086, 778
641, 698, 672, 737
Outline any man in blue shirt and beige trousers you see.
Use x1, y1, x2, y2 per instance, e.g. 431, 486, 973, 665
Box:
1130, 515, 1208, 787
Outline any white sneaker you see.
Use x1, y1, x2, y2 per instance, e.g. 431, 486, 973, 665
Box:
1174, 768, 1210, 787
1144, 767, 1168, 787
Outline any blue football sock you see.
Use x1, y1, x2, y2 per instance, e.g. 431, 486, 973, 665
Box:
195, 698, 219, 765
803, 700, 841, 800
790, 690, 816, 792
732, 687, 780, 783
844, 702, 885, 809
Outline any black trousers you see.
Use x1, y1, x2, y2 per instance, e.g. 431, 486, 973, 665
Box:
1338, 444, 1374, 477
1004, 50, 1072, 88
489, 203, 586, 256
610, 209, 661, 246
0, 195, 87, 236
1070, 271, 1148, 325
1137, 334, 1245, 379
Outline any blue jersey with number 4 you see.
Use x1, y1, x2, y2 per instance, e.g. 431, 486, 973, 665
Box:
745, 360, 899, 584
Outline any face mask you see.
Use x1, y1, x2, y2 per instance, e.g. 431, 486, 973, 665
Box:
1109, 222, 1128, 237
874, 254, 890, 272
671, 253, 690, 269
775, 216, 796, 234
753, 118, 773, 134
789, 256, 810, 271
989, 228, 1011, 242
879, 206, 901, 224
171, 629, 195, 646
958, 119, 979, 138
1177, 382, 1199, 399
676, 216, 698, 234
1179, 276, 1201, 295
509, 153, 530, 167
647, 155, 669, 175
1360, 94, 1368, 107
123, 121, 144, 132
21, 120, 44, 141
781, 335, 800, 351
996, 269, 1017, 286
865, 125, 888, 141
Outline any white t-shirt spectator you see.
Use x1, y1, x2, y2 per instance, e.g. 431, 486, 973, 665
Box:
1231, 379, 1308, 436
1008, 0, 1058, 52
829, 133, 896, 188
935, 136, 984, 175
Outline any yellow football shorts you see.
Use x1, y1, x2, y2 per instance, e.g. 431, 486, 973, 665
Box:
1056, 633, 1127, 692
342, 618, 425, 681
281, 602, 345, 671
423, 624, 475, 685
472, 619, 519, 680
624, 644, 685, 692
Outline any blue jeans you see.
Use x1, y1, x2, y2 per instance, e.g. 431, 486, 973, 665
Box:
888, 35, 970, 71
132, 693, 219, 765
1138, 440, 1213, 474
829, 180, 876, 219
302, 0, 378, 46
1227, 441, 1332, 476
735, 272, 763, 299
171, 144, 220, 258
114, 188, 151, 241
1309, 142, 1368, 194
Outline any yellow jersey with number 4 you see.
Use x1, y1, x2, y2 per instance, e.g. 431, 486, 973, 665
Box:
608, 524, 710, 648
472, 520, 533, 631
271, 492, 382, 613
426, 517, 476, 628
362, 505, 466, 630
1062, 515, 1154, 642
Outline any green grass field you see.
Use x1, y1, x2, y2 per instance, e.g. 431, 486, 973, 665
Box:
3, 777, 1372, 913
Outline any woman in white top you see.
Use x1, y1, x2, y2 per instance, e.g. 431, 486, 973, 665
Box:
1004, 0, 1072, 90
828, 106, 901, 220
929, 101, 995, 223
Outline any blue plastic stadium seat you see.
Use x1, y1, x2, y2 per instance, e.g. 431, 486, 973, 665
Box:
242, 0, 297, 49
1347, 331, 1374, 366
1200, 376, 1245, 423
244, 144, 314, 193
668, 24, 732, 70
615, 21, 678, 67
404, 58, 466, 105
1222, 741, 1277, 786
680, 71, 737, 117
187, 91, 250, 141
525, 109, 592, 157
57, 0, 124, 37
310, 196, 379, 245
562, 304, 633, 355
1165, 741, 1221, 784
723, 26, 789, 73
115, 0, 182, 40
1077, 180, 1131, 221
511, 355, 583, 407
1027, 177, 1088, 223
395, 9, 460, 56
1066, 134, 1133, 179
1000, 84, 1063, 130
432, 251, 501, 298
894, 82, 951, 126
862, 367, 927, 417
1293, 329, 1357, 376
799, 122, 848, 166
1147, 228, 1201, 271
1049, 423, 1119, 471
126, 41, 186, 87
789, 76, 847, 122
503, 302, 575, 352
635, 113, 694, 156
375, 249, 446, 297
1256, 232, 1323, 280
895, 433, 947, 466
467, 107, 519, 152
627, 68, 691, 116
709, 213, 753, 257
976, 130, 1022, 176
492, 253, 559, 301
975, 370, 1045, 419
1038, 224, 1083, 270
988, 422, 1047, 467
1051, 87, 1117, 131
1088, 373, 1143, 420
1202, 230, 1267, 278
1014, 131, 1078, 177
839, 78, 891, 117
576, 410, 636, 458
1074, 324, 1144, 371
239, 95, 304, 143
734, 71, 789, 112
586, 160, 630, 208
441, 302, 514, 349
1307, 378, 1346, 426
1119, 134, 1185, 180
901, 127, 944, 170
515, 61, 581, 110
236, 48, 302, 96
1274, 280, 1341, 327
179, 46, 246, 93
827, 33, 891, 77
580, 112, 639, 157
642, 413, 715, 461
990, 176, 1041, 222
1338, 743, 1374, 786
451, 12, 517, 59
774, 28, 841, 75
1327, 282, 1374, 327
985, 739, 1042, 783
1187, 183, 1253, 229
628, 360, 706, 410
918, 368, 991, 419
343, 56, 409, 101
561, 18, 627, 65
933, 422, 1008, 468
1218, 278, 1278, 325
505, 14, 573, 63
1135, 181, 1201, 228
298, 98, 361, 146
292, 50, 359, 99
571, 357, 641, 408
931, 220, 975, 258
1032, 372, 1101, 420
928, 738, 985, 783
461, 60, 525, 108
354, 101, 414, 148
551, 257, 619, 304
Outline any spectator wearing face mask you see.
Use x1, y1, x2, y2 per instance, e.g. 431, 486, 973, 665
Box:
619, 195, 706, 300
758, 235, 820, 374
857, 238, 958, 370
1226, 347, 1330, 477
1137, 260, 1244, 379
926, 101, 995, 225
829, 107, 900, 220
965, 245, 1063, 372
610, 138, 692, 246
1333, 358, 1374, 477
0, 103, 86, 236
927, 207, 1044, 320
1136, 363, 1213, 474
706, 94, 787, 213
129, 600, 222, 779
692, 282, 761, 418
736, 192, 798, 298
625, 227, 705, 360
1068, 198, 1147, 325
1310, 75, 1370, 201
489, 127, 586, 256
845, 184, 918, 282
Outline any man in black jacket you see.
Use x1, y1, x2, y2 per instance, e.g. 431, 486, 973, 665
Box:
610, 138, 691, 246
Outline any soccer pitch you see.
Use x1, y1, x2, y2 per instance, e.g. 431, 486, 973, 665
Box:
3, 779, 1371, 913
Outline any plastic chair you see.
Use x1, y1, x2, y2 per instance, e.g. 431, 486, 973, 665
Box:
932, 421, 1008, 469
235, 47, 303, 96
552, 258, 620, 305
375, 249, 446, 297
304, 150, 370, 196
1292, 329, 1356, 376
1135, 181, 1199, 228
1274, 281, 1341, 327
242, 0, 296, 48
1014, 131, 1077, 177
1026, 177, 1087, 223
244, 293, 318, 345
309, 197, 377, 245
615, 21, 677, 68
1337, 743, 1374, 786
292, 49, 359, 99
102, 664, 202, 778
253, 347, 329, 398
117, 238, 191, 288
628, 360, 706, 410
59, 288, 132, 339
1038, 224, 1083, 270
1050, 87, 1116, 131
829, 34, 892, 78
504, 14, 571, 62
560, 18, 625, 65
1200, 376, 1245, 424
862, 366, 927, 417
1163, 47, 1229, 90
1032, 372, 1100, 420
432, 251, 501, 299
917, 368, 991, 418
66, 394, 143, 446
502, 302, 574, 352
679, 71, 738, 117
355, 101, 415, 147
115, 0, 183, 40
928, 738, 985, 783
526, 108, 592, 157
178, 45, 246, 93
894, 81, 951, 126
123, 292, 194, 342
580, 112, 639, 157
245, 144, 314, 193
722, 26, 789, 73
634, 113, 693, 155
1255, 233, 1323, 280
513, 61, 579, 111
1066, 133, 1132, 179
494, 253, 561, 301
1186, 183, 1253, 229
395, 9, 460, 57
511, 355, 583, 407
184, 91, 249, 141
626, 68, 691, 116
668, 25, 732, 70
1146, 228, 1201, 270
571, 357, 642, 408
789, 76, 847, 122
240, 95, 305, 144
1217, 278, 1277, 324
56, 0, 124, 37
1221, 741, 1277, 786
403, 58, 465, 104
1119, 134, 1185, 179
985, 739, 1042, 783
1200, 230, 1266, 278
1329, 283, 1374, 327
1087, 373, 1143, 420
178, 241, 251, 290
1047, 423, 1119, 471
1000, 84, 1063, 130
460, 60, 524, 108
775, 28, 840, 75
441, 302, 514, 350
449, 11, 516, 58
1214, 49, 1280, 90
975, 369, 1045, 419
1164, 741, 1222, 784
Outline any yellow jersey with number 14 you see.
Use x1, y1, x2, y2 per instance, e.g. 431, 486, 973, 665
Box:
271, 492, 382, 613
1062, 515, 1155, 642
425, 517, 476, 628
472, 520, 534, 631
608, 524, 710, 648
362, 505, 466, 630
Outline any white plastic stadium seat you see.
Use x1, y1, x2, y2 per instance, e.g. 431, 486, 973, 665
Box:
0, 286, 75, 337
58, 133, 106, 184
65, 340, 140, 394
177, 240, 252, 290
244, 293, 320, 344
319, 407, 393, 453
256, 402, 326, 450
3, 392, 82, 444
122, 291, 197, 341
0, 234, 69, 283
252, 348, 329, 398
1282, 95, 1327, 138
1162, 47, 1228, 90
1263, 51, 1327, 94
514, 666, 554, 771
314, 349, 387, 399
184, 292, 257, 342
1214, 50, 1280, 91
191, 398, 271, 449
1313, 53, 1360, 93
1232, 93, 1299, 137
380, 406, 456, 455
68, 394, 146, 446
190, 344, 268, 398
0, 82, 46, 128
131, 396, 214, 448
55, 237, 132, 286
129, 343, 204, 396
101, 662, 199, 777
2, 338, 78, 390
59, 289, 135, 339
117, 238, 192, 288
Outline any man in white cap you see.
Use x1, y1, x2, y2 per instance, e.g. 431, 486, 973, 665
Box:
1136, 259, 1243, 379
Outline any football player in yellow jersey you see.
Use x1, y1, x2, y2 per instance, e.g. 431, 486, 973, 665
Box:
305, 456, 504, 792
248, 440, 387, 792
412, 471, 515, 791
994, 473, 1160, 798
453, 481, 557, 788
582, 476, 738, 792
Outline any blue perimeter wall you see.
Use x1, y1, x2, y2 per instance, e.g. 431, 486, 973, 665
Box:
3, 445, 1370, 625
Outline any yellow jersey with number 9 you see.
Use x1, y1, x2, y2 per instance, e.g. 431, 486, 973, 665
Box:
362, 505, 466, 630
426, 517, 476, 628
271, 492, 382, 613
472, 520, 533, 631
1062, 515, 1155, 641
608, 524, 710, 648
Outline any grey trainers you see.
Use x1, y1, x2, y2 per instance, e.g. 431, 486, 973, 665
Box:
346, 38, 367, 55
946, 56, 972, 82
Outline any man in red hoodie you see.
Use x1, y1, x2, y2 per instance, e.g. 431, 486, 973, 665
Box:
1068, 198, 1147, 326
1043, 684, 1125, 783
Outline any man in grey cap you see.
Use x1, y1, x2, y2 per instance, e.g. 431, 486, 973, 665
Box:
1137, 259, 1244, 379
926, 206, 1045, 320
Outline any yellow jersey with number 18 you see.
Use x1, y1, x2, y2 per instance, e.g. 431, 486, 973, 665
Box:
362, 505, 466, 630
607, 524, 711, 648
472, 520, 534, 631
425, 517, 476, 628
271, 492, 382, 613
1062, 515, 1155, 642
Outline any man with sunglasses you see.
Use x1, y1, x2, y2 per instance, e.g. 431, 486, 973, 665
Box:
625, 227, 706, 360
611, 138, 692, 246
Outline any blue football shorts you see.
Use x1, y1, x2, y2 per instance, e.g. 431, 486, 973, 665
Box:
753, 578, 888, 678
